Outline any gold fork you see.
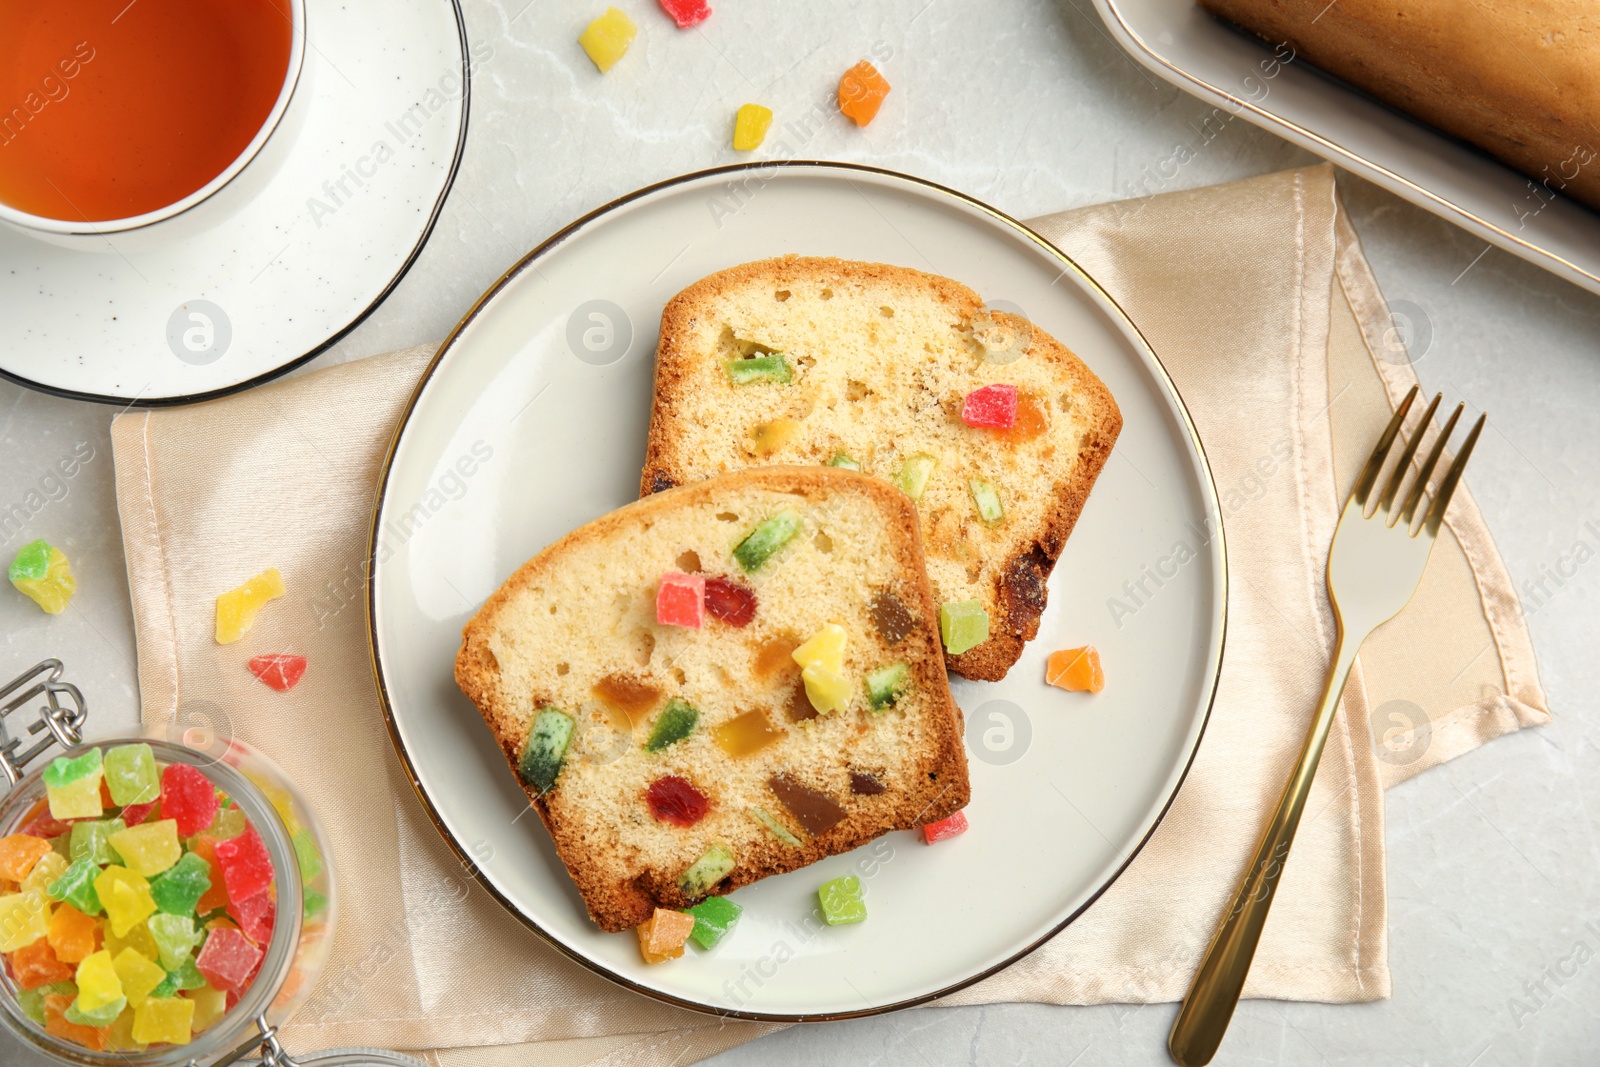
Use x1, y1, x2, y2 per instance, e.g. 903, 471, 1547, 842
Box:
1168, 385, 1485, 1066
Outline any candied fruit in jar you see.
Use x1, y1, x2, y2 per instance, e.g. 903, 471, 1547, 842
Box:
0, 833, 54, 881
10, 938, 74, 990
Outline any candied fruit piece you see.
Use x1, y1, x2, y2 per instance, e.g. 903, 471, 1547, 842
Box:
922, 810, 968, 843
105, 1007, 142, 1052
132, 995, 194, 1045
119, 801, 158, 827
292, 830, 324, 882
211, 806, 248, 841
646, 697, 699, 752
749, 417, 801, 456
248, 653, 307, 692
146, 913, 200, 970
108, 820, 182, 878
801, 663, 851, 714
10, 938, 74, 990
44, 749, 104, 821
188, 837, 229, 914
0, 890, 52, 950
866, 662, 910, 710
827, 453, 861, 471
188, 983, 227, 1032
658, 0, 710, 27
791, 623, 847, 673
768, 775, 846, 836
656, 571, 705, 628
817, 874, 866, 924
592, 673, 662, 726
21, 808, 72, 840
939, 600, 989, 656
194, 927, 261, 993
1046, 646, 1105, 693
74, 948, 124, 1013
66, 993, 126, 1027
579, 6, 636, 73
112, 947, 167, 1008
517, 707, 575, 794
677, 845, 735, 900
750, 805, 802, 847
49, 857, 104, 915
838, 60, 890, 127
646, 776, 710, 827
0, 833, 53, 881
9, 539, 75, 614
849, 771, 887, 795
44, 992, 107, 1050
22, 851, 68, 896
895, 453, 937, 501
96, 867, 157, 938
733, 509, 802, 572
684, 895, 741, 949
712, 710, 783, 757
868, 589, 915, 645
150, 853, 212, 917
636, 907, 697, 963
968, 477, 1005, 526
752, 633, 801, 681
732, 103, 772, 151
997, 392, 1049, 443
704, 575, 757, 626
226, 890, 275, 945
961, 383, 1018, 429
103, 744, 159, 807
71, 819, 125, 866
213, 826, 273, 903
48, 903, 100, 964
214, 567, 285, 644
162, 763, 220, 837
725, 352, 792, 385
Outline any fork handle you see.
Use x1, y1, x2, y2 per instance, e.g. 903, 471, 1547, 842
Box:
1168, 628, 1363, 1067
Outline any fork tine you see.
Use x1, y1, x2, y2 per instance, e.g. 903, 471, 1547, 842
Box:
1353, 385, 1418, 506
1399, 402, 1464, 526
1377, 392, 1442, 513
1422, 413, 1486, 537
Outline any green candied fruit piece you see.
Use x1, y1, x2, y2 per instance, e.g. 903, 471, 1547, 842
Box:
147, 913, 200, 970
732, 509, 802, 573
48, 857, 104, 915
103, 744, 159, 806
167, 956, 206, 992
939, 600, 989, 656
70, 818, 126, 866
866, 663, 911, 710
42, 748, 102, 790
724, 353, 793, 385
292, 829, 324, 881
677, 844, 735, 901
517, 707, 575, 795
967, 477, 1004, 526
646, 697, 699, 753
149, 973, 178, 1000
749, 806, 801, 848
684, 895, 743, 950
8, 539, 51, 581
150, 852, 212, 916
303, 886, 328, 919
818, 874, 867, 925
827, 453, 861, 471
894, 453, 938, 502
65, 995, 125, 1027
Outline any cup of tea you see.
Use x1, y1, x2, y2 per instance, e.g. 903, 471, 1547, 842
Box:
0, 0, 307, 249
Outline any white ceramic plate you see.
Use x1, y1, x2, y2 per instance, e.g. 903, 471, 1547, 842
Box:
1093, 0, 1600, 298
367, 163, 1226, 1020
0, 0, 469, 405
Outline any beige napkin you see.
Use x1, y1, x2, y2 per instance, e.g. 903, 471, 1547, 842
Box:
111, 163, 1548, 1065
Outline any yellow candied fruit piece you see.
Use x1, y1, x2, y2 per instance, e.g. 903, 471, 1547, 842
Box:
748, 417, 801, 456
0, 889, 51, 952
801, 662, 851, 715
187, 984, 228, 1033
10, 544, 75, 614
732, 103, 773, 151
74, 949, 124, 1013
579, 6, 636, 73
47, 773, 103, 821
214, 567, 286, 644
132, 996, 194, 1046
106, 1007, 145, 1052
95, 866, 157, 938
112, 948, 168, 1009
791, 623, 847, 674
22, 850, 68, 895
712, 710, 784, 758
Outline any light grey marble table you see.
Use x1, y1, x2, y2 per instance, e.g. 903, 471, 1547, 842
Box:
3, 1, 1598, 1064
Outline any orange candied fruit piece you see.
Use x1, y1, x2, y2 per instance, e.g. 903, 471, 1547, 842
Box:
636, 907, 697, 964
44, 992, 108, 1050
9, 938, 74, 990
997, 393, 1049, 444
1046, 646, 1105, 694
48, 903, 101, 964
0, 833, 54, 881
189, 836, 230, 914
838, 60, 890, 127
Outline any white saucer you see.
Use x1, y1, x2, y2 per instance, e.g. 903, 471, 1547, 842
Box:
368, 163, 1227, 1020
0, 0, 469, 405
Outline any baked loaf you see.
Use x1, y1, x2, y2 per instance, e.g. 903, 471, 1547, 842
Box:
640, 256, 1121, 682
1200, 0, 1600, 211
455, 466, 969, 933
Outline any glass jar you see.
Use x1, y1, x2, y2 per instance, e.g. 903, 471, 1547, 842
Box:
0, 661, 418, 1067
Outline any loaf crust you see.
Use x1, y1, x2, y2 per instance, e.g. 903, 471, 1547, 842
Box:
640, 256, 1122, 682
456, 466, 970, 932
1201, 0, 1600, 210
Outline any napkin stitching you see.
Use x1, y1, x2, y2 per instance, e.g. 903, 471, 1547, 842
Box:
138, 409, 183, 719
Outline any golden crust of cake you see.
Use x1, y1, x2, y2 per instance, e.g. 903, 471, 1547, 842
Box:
1200, 0, 1600, 210
640, 256, 1122, 681
456, 466, 970, 932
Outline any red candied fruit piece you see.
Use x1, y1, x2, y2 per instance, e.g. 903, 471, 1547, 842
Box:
961, 384, 1018, 429
655, 572, 705, 628
646, 776, 710, 827
195, 926, 264, 994
922, 809, 968, 843
120, 800, 159, 827
214, 825, 274, 902
162, 762, 221, 837
248, 654, 308, 692
227, 889, 276, 945
658, 0, 710, 28
21, 808, 72, 839
703, 576, 757, 627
